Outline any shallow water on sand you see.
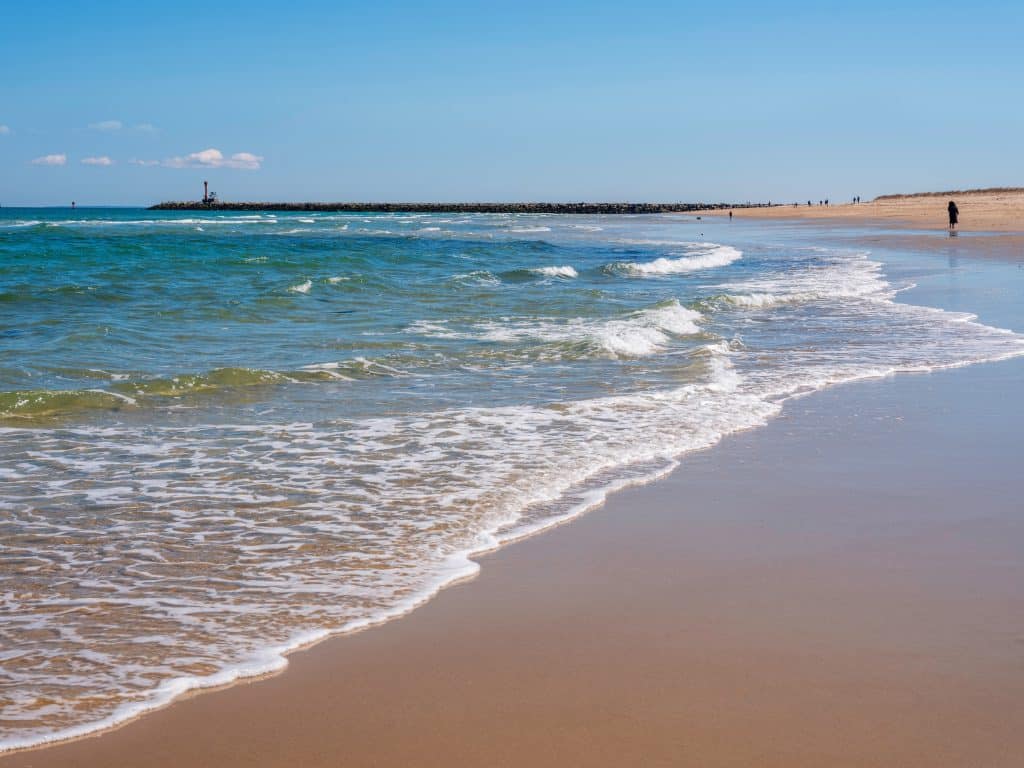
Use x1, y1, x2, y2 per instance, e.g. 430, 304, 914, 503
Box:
1, 209, 1021, 749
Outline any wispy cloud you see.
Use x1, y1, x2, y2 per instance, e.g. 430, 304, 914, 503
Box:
82, 156, 114, 166
129, 158, 160, 167
158, 148, 263, 170
133, 122, 157, 133
0, 125, 10, 136
89, 120, 123, 132
31, 153, 67, 166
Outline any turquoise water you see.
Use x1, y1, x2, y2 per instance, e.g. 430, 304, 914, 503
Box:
1, 208, 1021, 749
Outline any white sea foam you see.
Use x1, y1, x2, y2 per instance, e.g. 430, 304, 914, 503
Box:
529, 265, 578, 278
717, 250, 890, 307
614, 243, 742, 275
451, 270, 501, 286
289, 280, 312, 294
408, 300, 703, 358
723, 292, 777, 307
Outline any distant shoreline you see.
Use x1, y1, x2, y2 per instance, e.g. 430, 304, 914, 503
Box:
697, 188, 1024, 234
148, 201, 753, 214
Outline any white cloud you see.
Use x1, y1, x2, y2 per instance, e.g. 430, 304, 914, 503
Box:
133, 122, 157, 133
89, 120, 123, 132
31, 153, 67, 166
82, 156, 113, 166
224, 151, 262, 170
0, 125, 10, 135
130, 158, 160, 167
162, 148, 263, 170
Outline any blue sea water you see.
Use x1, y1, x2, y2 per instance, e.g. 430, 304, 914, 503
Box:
1, 208, 1021, 749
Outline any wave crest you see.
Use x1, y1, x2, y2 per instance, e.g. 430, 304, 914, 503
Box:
609, 243, 742, 276
529, 265, 578, 278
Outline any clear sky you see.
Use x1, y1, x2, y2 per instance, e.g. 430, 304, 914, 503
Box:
1, 0, 1022, 206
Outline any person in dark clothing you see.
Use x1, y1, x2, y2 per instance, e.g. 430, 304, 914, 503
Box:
728, 210, 733, 220
948, 200, 959, 230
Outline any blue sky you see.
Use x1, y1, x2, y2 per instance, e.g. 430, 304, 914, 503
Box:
1, 0, 1021, 205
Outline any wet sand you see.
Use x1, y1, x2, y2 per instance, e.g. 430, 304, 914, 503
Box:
704, 188, 1024, 235
11, 358, 1024, 765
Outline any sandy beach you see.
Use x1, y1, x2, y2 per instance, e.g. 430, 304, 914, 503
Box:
9, 231, 1024, 767
706, 188, 1024, 234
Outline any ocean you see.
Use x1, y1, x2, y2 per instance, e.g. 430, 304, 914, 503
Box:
1, 208, 1021, 750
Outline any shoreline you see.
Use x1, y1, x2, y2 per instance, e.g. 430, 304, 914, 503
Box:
0, 456, 689, 756
11, 353, 1024, 767
6, 226, 1024, 766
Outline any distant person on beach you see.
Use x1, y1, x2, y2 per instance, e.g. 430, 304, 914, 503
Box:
948, 200, 959, 230
729, 210, 733, 220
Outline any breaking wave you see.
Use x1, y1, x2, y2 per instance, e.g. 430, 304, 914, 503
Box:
608, 243, 742, 276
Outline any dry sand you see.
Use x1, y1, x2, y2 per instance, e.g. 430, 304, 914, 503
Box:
707, 188, 1024, 233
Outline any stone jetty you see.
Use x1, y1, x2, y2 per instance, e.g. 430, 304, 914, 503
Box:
150, 201, 755, 214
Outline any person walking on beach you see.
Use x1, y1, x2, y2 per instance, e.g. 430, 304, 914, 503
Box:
729, 210, 733, 220
948, 200, 959, 230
